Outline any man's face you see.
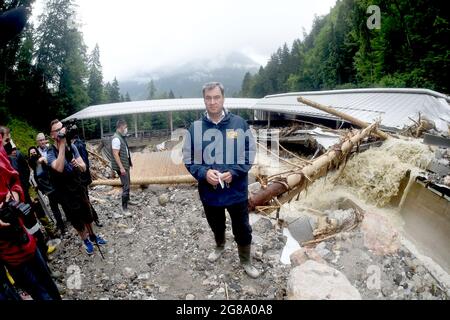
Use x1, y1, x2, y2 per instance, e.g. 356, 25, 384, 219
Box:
50, 122, 64, 140
37, 137, 47, 148
30, 149, 37, 157
119, 124, 128, 135
204, 86, 224, 116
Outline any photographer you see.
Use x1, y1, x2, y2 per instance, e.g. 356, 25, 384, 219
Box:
47, 120, 107, 255
29, 138, 67, 235
0, 132, 61, 300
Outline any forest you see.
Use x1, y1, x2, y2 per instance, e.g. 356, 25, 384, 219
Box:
240, 0, 449, 98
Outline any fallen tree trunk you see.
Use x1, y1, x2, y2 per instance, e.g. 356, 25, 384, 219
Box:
248, 122, 380, 211
297, 96, 390, 140
91, 175, 196, 186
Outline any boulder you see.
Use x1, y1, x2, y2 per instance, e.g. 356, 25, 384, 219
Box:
287, 260, 361, 300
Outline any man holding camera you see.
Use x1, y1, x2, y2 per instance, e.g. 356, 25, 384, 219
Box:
47, 120, 106, 255
0, 130, 61, 300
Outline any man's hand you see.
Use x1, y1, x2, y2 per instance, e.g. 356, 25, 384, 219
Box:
221, 171, 233, 184
0, 219, 10, 228
206, 169, 220, 186
70, 158, 79, 169
38, 156, 47, 164
120, 168, 126, 176
57, 127, 67, 143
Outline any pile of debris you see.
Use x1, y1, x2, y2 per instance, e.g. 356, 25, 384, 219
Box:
85, 143, 115, 180
48, 185, 289, 300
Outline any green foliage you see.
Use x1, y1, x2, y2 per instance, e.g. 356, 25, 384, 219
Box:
241, 0, 449, 97
7, 118, 38, 155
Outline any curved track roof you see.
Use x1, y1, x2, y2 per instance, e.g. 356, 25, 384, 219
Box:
64, 88, 450, 131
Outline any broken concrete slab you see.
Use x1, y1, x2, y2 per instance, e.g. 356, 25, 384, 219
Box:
287, 215, 315, 244
423, 133, 450, 148
361, 212, 400, 256
287, 260, 362, 300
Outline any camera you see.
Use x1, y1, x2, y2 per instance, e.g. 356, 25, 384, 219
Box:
0, 200, 31, 245
57, 119, 79, 142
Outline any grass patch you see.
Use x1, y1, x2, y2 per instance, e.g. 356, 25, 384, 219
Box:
7, 118, 38, 155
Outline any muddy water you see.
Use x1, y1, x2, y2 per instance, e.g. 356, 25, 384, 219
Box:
289, 138, 434, 227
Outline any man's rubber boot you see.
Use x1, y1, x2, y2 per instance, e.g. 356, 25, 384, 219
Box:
207, 232, 225, 263
238, 245, 260, 279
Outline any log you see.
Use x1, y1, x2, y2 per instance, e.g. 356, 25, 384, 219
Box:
248, 122, 379, 211
297, 96, 390, 140
87, 149, 111, 167
91, 175, 196, 186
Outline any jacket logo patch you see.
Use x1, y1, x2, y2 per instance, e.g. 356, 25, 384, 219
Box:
226, 130, 238, 139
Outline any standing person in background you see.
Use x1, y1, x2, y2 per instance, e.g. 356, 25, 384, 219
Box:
32, 133, 67, 235
110, 119, 134, 218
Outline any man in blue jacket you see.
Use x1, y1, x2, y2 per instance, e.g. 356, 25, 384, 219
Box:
183, 82, 259, 278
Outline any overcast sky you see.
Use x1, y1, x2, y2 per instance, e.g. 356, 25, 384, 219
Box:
32, 0, 336, 82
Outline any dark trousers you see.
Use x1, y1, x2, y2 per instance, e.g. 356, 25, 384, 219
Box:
118, 169, 130, 209
7, 249, 61, 300
203, 200, 252, 247
48, 192, 65, 229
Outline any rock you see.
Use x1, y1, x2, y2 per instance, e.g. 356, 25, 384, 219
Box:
123, 267, 137, 280
159, 286, 168, 293
394, 274, 403, 286
290, 248, 327, 267
315, 242, 332, 258
361, 212, 400, 255
185, 294, 195, 300
290, 248, 308, 267
217, 287, 225, 294
287, 260, 361, 300
242, 285, 257, 296
158, 194, 170, 206
124, 228, 135, 235
138, 273, 150, 280
288, 215, 314, 243
51, 270, 64, 280
117, 283, 127, 290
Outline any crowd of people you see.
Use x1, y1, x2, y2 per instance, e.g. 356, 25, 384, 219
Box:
0, 121, 108, 300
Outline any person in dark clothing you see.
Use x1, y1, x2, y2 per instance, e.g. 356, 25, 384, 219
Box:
0, 132, 61, 300
110, 119, 134, 218
72, 136, 102, 227
47, 120, 107, 255
28, 145, 66, 235
182, 82, 259, 278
